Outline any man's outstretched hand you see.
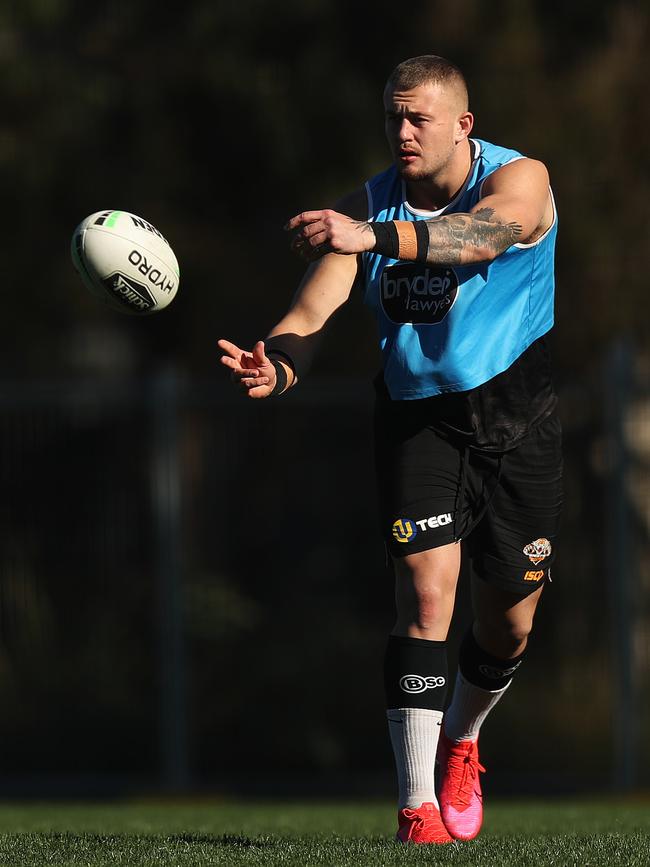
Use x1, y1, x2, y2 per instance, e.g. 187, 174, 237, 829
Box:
218, 339, 277, 399
285, 209, 376, 260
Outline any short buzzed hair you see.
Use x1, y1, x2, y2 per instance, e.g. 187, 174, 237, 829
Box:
386, 55, 469, 111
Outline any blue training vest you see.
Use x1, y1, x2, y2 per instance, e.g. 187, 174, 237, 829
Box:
362, 138, 557, 400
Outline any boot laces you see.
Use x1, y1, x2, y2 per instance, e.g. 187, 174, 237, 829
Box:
447, 742, 486, 807
401, 808, 427, 840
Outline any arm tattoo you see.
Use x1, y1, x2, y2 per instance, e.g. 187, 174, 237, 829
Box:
423, 208, 523, 265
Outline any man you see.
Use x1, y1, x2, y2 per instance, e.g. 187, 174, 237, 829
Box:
219, 55, 562, 844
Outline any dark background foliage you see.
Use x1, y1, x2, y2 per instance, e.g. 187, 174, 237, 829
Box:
0, 0, 648, 795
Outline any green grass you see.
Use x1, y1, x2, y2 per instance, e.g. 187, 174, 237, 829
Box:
0, 798, 647, 866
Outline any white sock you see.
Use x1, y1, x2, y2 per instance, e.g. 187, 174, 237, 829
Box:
443, 672, 510, 742
387, 707, 443, 809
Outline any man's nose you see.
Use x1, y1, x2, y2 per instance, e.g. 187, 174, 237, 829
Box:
398, 119, 413, 142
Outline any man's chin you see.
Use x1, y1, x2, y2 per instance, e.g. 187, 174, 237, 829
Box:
396, 162, 426, 181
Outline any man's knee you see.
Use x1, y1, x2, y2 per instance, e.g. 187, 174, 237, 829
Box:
474, 610, 535, 658
498, 620, 533, 653
400, 583, 451, 631
472, 580, 543, 658
393, 545, 460, 638
503, 613, 535, 644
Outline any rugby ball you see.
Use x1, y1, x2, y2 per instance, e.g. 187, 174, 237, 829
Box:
71, 210, 179, 314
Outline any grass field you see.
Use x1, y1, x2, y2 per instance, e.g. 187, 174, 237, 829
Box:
0, 798, 647, 866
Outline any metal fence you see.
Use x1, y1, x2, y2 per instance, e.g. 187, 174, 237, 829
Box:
0, 346, 647, 796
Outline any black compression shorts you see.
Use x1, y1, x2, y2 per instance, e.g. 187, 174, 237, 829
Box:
374, 405, 563, 595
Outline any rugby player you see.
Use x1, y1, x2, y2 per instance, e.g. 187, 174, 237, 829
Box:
219, 55, 562, 844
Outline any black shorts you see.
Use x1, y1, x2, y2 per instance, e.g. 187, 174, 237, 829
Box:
374, 404, 563, 595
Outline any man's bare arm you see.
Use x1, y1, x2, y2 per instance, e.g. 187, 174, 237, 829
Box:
266, 187, 367, 383
415, 208, 523, 265
286, 158, 552, 266
219, 189, 366, 398
264, 247, 360, 382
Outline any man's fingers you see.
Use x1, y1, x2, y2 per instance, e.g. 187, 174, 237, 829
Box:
219, 355, 239, 370
291, 229, 328, 251
218, 341, 254, 370
241, 375, 269, 388
307, 229, 328, 248
231, 373, 272, 397
291, 237, 329, 262
291, 234, 313, 254
251, 340, 268, 367
234, 369, 260, 380
285, 210, 326, 231
218, 338, 274, 400
301, 228, 333, 251
246, 383, 273, 399
298, 221, 324, 240
219, 338, 267, 374
217, 338, 244, 359
220, 355, 258, 376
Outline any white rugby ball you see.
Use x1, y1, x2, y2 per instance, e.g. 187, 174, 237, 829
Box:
71, 210, 179, 314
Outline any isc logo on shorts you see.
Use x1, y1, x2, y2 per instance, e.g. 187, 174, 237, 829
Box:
523, 570, 544, 582
392, 513, 453, 543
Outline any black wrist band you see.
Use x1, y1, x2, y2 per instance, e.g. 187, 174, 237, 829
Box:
370, 221, 399, 260
414, 220, 429, 261
266, 348, 296, 374
269, 358, 289, 396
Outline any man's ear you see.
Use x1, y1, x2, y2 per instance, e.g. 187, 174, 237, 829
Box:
455, 111, 474, 143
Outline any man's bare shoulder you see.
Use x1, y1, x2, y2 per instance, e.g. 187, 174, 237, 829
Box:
483, 157, 550, 191
479, 158, 553, 241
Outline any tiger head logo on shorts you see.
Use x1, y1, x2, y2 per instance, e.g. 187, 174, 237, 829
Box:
523, 538, 552, 565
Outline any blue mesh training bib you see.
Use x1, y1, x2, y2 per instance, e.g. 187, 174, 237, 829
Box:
362, 139, 557, 400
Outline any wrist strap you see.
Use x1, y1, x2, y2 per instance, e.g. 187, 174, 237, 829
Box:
269, 358, 289, 396
266, 348, 296, 373
371, 220, 430, 261
370, 221, 399, 259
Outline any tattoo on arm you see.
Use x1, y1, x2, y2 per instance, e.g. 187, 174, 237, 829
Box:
423, 208, 523, 265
